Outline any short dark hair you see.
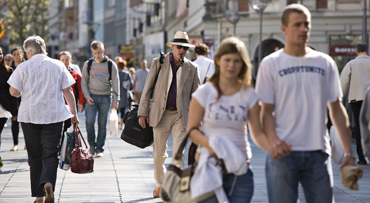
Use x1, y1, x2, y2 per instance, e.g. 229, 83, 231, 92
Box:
356, 43, 368, 53
281, 4, 310, 26
195, 43, 210, 56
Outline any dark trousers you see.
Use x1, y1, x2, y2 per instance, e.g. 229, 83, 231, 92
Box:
21, 122, 63, 197
11, 119, 19, 145
350, 101, 366, 162
0, 118, 7, 147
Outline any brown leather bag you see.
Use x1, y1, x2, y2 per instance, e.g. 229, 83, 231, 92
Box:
70, 125, 94, 174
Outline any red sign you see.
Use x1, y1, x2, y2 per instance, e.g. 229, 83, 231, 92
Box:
330, 45, 356, 56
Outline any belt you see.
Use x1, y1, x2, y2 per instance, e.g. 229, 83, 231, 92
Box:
166, 107, 177, 111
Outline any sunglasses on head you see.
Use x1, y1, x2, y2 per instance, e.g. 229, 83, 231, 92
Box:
176, 45, 189, 50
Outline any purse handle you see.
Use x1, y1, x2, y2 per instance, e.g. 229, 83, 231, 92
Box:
174, 127, 199, 161
73, 124, 89, 149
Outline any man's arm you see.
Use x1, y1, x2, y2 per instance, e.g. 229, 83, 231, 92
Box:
9, 86, 21, 97
111, 62, 120, 110
328, 98, 356, 169
339, 62, 351, 95
261, 103, 293, 159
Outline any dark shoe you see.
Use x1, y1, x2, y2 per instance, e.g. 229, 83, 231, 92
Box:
44, 182, 54, 203
153, 186, 160, 198
357, 160, 368, 165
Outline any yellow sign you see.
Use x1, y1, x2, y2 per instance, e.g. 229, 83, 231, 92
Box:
0, 21, 5, 39
119, 45, 134, 54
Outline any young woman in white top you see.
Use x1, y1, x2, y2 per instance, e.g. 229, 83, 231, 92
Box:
187, 37, 271, 203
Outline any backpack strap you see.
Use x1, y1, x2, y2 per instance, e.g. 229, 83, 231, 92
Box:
87, 58, 112, 81
87, 58, 94, 77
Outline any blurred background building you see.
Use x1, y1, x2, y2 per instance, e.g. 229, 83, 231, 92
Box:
0, 0, 368, 74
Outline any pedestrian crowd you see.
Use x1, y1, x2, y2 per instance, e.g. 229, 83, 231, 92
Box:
0, 3, 368, 203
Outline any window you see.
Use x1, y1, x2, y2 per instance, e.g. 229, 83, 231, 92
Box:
317, 0, 327, 9
64, 0, 73, 8
287, 0, 297, 4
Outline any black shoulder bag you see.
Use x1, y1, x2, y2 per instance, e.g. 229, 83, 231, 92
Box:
120, 52, 165, 148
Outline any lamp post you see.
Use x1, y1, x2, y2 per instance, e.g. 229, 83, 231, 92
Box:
363, 0, 368, 46
250, 0, 270, 65
223, 0, 241, 36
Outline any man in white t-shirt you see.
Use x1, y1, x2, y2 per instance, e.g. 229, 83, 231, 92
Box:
256, 4, 356, 203
133, 59, 149, 103
192, 43, 215, 84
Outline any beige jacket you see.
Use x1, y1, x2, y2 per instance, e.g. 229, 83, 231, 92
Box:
340, 54, 370, 102
138, 52, 200, 128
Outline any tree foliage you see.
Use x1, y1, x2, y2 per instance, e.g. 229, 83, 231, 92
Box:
1, 0, 51, 47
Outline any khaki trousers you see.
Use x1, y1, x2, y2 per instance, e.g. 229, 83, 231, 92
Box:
135, 92, 142, 104
153, 110, 187, 187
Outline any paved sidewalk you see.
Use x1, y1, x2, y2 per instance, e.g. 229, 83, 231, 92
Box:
0, 112, 369, 203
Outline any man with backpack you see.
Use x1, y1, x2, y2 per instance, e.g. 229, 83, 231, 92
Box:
81, 41, 120, 158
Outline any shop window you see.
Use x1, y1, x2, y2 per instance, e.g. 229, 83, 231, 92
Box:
329, 35, 362, 73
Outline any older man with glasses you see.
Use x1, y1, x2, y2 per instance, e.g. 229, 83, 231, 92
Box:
138, 31, 200, 198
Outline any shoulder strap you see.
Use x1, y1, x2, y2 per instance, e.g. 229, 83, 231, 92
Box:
87, 58, 94, 77
108, 60, 112, 81
203, 61, 212, 84
150, 52, 165, 99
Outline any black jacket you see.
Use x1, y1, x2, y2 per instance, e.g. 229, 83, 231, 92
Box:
0, 65, 18, 116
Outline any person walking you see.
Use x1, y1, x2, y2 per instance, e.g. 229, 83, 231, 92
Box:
9, 47, 26, 151
133, 59, 149, 104
117, 61, 132, 130
187, 37, 271, 203
8, 35, 79, 203
81, 41, 120, 158
193, 43, 215, 84
340, 43, 370, 165
138, 31, 200, 198
4, 53, 13, 66
256, 4, 356, 203
0, 46, 17, 172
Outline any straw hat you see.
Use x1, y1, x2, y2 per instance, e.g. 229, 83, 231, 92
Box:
166, 31, 195, 48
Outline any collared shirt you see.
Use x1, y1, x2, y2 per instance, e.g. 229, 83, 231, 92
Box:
7, 54, 75, 124
166, 54, 180, 108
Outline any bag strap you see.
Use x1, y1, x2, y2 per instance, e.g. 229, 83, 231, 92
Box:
174, 127, 199, 161
150, 52, 165, 99
73, 124, 88, 149
202, 61, 212, 84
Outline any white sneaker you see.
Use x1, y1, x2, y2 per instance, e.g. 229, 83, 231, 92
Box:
95, 152, 104, 158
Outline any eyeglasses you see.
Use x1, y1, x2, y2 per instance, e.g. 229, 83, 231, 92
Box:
5, 59, 11, 61
176, 45, 189, 51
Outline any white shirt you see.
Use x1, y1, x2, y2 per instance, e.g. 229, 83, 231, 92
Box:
256, 48, 342, 155
7, 54, 75, 124
193, 56, 215, 84
192, 83, 258, 158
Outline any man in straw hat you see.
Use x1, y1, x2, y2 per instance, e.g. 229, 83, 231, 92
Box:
138, 31, 200, 197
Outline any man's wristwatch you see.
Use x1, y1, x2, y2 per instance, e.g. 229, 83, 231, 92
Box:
343, 152, 356, 159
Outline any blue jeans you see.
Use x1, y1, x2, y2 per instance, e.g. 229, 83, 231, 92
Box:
266, 151, 333, 203
85, 94, 111, 153
198, 169, 254, 203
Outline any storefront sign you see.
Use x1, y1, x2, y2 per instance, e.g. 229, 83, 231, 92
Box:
330, 45, 357, 56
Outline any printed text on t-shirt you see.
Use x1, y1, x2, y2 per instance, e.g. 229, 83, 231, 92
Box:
279, 66, 325, 77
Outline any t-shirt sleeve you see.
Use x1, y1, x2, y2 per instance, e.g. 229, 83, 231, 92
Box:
61, 65, 76, 89
327, 58, 343, 103
7, 66, 23, 92
246, 88, 259, 110
256, 59, 275, 104
192, 84, 208, 108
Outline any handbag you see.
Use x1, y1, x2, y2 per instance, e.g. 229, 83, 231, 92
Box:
70, 125, 94, 174
121, 105, 154, 148
121, 52, 165, 149
160, 128, 214, 203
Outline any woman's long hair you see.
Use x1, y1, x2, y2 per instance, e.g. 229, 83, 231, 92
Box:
11, 47, 26, 62
0, 46, 11, 78
208, 37, 253, 100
